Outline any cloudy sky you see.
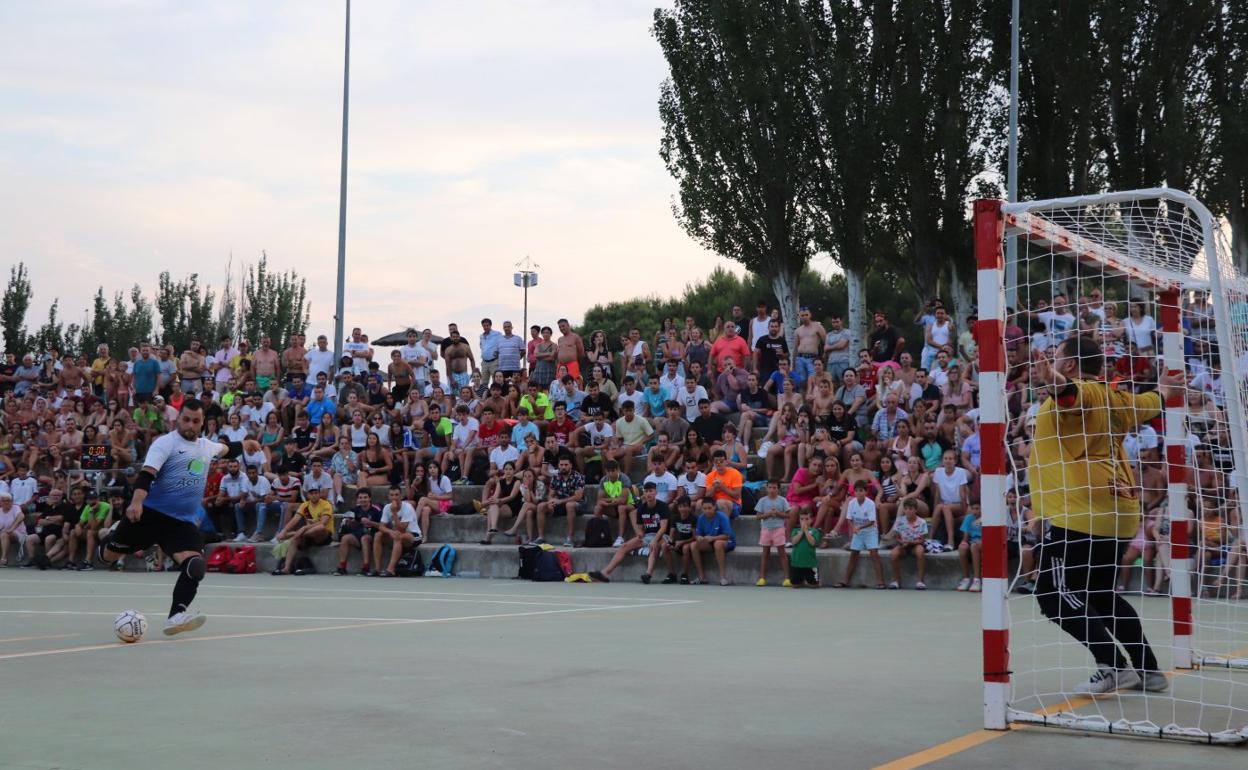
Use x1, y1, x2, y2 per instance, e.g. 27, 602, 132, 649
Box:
0, 0, 730, 350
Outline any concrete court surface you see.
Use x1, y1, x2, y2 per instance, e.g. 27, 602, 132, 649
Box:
0, 571, 1243, 770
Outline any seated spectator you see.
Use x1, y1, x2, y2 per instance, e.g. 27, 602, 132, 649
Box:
704, 449, 743, 518
889, 498, 928, 589
413, 462, 454, 543
930, 448, 971, 547
373, 486, 422, 578
272, 486, 335, 575
238, 464, 276, 542
536, 457, 584, 547
0, 491, 29, 567
66, 489, 112, 570
478, 462, 521, 544
593, 460, 634, 547
335, 488, 379, 575
503, 467, 546, 543
689, 497, 736, 586
590, 482, 669, 583
608, 401, 654, 476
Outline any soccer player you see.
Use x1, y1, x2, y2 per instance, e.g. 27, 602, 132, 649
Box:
98, 398, 257, 636
1031, 335, 1182, 694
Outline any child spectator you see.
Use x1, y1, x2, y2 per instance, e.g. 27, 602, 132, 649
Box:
755, 479, 791, 587
690, 497, 735, 586
788, 509, 821, 588
889, 498, 928, 589
956, 501, 983, 592
835, 480, 883, 588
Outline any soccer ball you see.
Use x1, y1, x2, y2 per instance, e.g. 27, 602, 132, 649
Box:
114, 610, 147, 643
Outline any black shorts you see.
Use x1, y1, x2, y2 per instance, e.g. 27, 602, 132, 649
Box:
110, 506, 204, 557
339, 525, 370, 540
36, 527, 65, 545
791, 566, 820, 586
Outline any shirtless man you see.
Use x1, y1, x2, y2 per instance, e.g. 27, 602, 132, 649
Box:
556, 318, 586, 383
387, 349, 415, 401
792, 306, 827, 384
59, 355, 89, 396
441, 324, 475, 391
281, 333, 307, 384
178, 342, 206, 394
252, 335, 281, 390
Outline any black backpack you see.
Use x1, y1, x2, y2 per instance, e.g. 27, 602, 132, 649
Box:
517, 544, 543, 579
396, 548, 424, 577
533, 551, 565, 582
468, 455, 491, 486
583, 516, 612, 548
740, 485, 760, 517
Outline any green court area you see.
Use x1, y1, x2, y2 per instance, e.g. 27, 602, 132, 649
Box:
0, 571, 1242, 769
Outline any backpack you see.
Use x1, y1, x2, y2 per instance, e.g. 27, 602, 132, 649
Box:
517, 544, 543, 580
554, 550, 572, 578
582, 516, 612, 548
533, 550, 565, 581
223, 545, 257, 574
468, 455, 491, 486
426, 544, 456, 577
396, 547, 425, 577
206, 545, 232, 572
739, 485, 759, 518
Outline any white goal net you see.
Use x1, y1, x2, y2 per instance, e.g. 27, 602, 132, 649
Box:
977, 189, 1248, 744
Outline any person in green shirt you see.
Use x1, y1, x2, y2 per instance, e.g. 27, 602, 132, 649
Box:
593, 460, 634, 545
67, 490, 113, 570
789, 509, 822, 588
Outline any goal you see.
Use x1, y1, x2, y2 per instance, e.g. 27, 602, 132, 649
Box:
976, 189, 1248, 743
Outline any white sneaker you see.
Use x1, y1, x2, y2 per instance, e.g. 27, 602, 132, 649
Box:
1074, 667, 1140, 695
233, 533, 247, 542
269, 537, 279, 545
956, 577, 971, 591
970, 578, 982, 593
612, 536, 625, 547
1125, 671, 1171, 692
163, 612, 207, 637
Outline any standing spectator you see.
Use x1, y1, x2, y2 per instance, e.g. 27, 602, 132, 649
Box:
497, 321, 526, 379
132, 342, 161, 403
556, 319, 585, 383
824, 315, 853, 384
788, 509, 822, 588
835, 481, 884, 588
755, 479, 791, 587
710, 323, 750, 374
305, 335, 336, 382
747, 300, 771, 348
478, 318, 503, 383
753, 318, 789, 384
440, 324, 476, 390
792, 306, 827, 383
867, 313, 905, 363
921, 305, 954, 369
343, 327, 373, 373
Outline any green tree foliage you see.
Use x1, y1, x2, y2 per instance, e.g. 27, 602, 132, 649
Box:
1210, 2, 1248, 271
1, 262, 33, 356
581, 265, 917, 353
654, 1, 817, 345
79, 285, 154, 357
240, 252, 309, 348
156, 272, 220, 353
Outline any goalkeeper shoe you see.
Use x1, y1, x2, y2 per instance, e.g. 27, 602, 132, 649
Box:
1074, 667, 1140, 696
1125, 671, 1170, 693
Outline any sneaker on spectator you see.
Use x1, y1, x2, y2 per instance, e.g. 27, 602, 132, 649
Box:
640, 573, 651, 584
887, 580, 899, 589
269, 537, 279, 545
110, 558, 125, 572
248, 533, 265, 543
562, 538, 573, 548
612, 536, 625, 547
589, 570, 609, 583
333, 566, 348, 576
79, 561, 94, 571
661, 573, 677, 584
782, 578, 792, 588
233, 532, 247, 543
679, 574, 690, 585
755, 577, 766, 587
915, 581, 927, 590
956, 577, 971, 591
529, 537, 545, 546
970, 578, 982, 593
719, 577, 730, 586
1074, 667, 1140, 695
690, 577, 703, 585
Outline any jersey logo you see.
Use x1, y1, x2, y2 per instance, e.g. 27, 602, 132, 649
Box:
186, 458, 207, 476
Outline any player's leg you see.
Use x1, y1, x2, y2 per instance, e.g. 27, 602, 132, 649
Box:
158, 515, 208, 635
1093, 536, 1163, 684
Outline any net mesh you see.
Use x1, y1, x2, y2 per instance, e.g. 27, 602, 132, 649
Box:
1000, 191, 1248, 743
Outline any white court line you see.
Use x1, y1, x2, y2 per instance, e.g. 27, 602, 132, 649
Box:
0, 575, 685, 604
0, 632, 80, 644
0, 593, 615, 609
0, 600, 698, 661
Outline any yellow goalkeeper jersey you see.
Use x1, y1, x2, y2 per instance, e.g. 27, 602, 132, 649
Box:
1029, 380, 1162, 538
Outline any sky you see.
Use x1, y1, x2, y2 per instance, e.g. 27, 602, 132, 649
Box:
0, 0, 731, 354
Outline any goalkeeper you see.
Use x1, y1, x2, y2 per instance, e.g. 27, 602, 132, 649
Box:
1031, 335, 1182, 696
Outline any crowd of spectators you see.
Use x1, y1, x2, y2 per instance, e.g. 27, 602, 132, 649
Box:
0, 291, 1242, 592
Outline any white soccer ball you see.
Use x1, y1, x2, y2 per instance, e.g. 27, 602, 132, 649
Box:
114, 610, 147, 643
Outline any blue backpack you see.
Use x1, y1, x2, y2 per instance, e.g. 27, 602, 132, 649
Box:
427, 544, 456, 577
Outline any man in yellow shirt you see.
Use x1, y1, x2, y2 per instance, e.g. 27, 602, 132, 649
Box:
272, 486, 334, 575
1030, 335, 1182, 695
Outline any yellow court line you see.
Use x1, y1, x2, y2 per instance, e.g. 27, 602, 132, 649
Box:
0, 632, 80, 644
872, 643, 1248, 770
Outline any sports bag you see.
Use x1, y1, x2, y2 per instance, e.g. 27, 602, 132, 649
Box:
517, 543, 543, 579
427, 544, 456, 577
583, 516, 612, 548
533, 551, 565, 582
206, 545, 232, 572
396, 547, 425, 577
223, 545, 257, 574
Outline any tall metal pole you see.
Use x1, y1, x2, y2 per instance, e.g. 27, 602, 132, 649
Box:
1004, 0, 1019, 310
333, 0, 351, 367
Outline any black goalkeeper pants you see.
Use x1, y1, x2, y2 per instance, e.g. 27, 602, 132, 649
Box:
1035, 525, 1160, 673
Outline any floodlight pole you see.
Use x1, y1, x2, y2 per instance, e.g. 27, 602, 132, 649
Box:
1004, 0, 1019, 311
333, 0, 351, 366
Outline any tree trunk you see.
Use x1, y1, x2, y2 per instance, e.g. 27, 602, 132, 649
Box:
1232, 200, 1248, 277
771, 265, 801, 354
845, 265, 868, 359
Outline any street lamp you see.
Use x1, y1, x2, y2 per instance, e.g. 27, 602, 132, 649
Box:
514, 260, 539, 342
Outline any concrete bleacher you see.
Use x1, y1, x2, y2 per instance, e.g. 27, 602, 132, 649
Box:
170, 480, 970, 588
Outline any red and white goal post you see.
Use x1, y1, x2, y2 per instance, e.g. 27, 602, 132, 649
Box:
976, 189, 1248, 744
